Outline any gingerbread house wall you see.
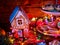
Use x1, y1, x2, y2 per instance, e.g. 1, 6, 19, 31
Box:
11, 11, 29, 30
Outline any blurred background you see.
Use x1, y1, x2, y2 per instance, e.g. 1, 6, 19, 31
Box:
0, 0, 60, 32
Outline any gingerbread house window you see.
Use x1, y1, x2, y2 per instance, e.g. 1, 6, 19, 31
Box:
18, 20, 22, 25
16, 19, 23, 26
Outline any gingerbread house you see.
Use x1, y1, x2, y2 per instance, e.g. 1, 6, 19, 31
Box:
9, 6, 30, 38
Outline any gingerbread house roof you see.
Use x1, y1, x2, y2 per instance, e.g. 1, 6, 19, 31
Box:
9, 6, 30, 23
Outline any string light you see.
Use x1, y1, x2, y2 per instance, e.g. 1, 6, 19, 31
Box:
31, 17, 36, 21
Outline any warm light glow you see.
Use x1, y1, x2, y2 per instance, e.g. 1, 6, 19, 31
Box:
44, 31, 48, 35
9, 38, 14, 44
56, 31, 59, 34
44, 33, 47, 35
10, 27, 12, 29
22, 43, 24, 45
59, 30, 60, 34
44, 16, 47, 19
57, 18, 59, 20
42, 7, 45, 9
1, 30, 6, 36
56, 18, 60, 20
31, 17, 36, 21
34, 32, 36, 35
50, 14, 52, 17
